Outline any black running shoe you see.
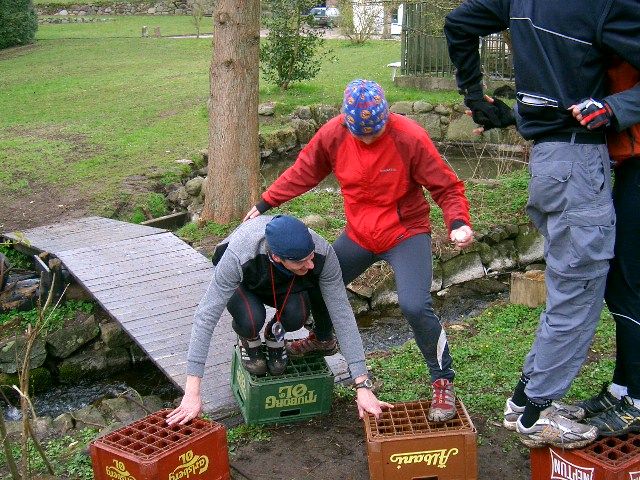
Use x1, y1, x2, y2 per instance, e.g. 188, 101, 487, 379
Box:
577, 383, 619, 418
586, 396, 640, 437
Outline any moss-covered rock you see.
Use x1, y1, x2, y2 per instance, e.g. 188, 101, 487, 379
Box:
441, 252, 485, 288
410, 113, 443, 140
58, 346, 130, 383
46, 313, 100, 359
515, 224, 544, 265
0, 334, 47, 373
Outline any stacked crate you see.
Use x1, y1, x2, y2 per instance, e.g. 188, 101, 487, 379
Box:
230, 344, 334, 425
364, 399, 477, 480
90, 409, 230, 480
530, 433, 640, 480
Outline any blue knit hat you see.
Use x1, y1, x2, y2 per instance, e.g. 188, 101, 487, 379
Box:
265, 215, 314, 261
342, 79, 389, 136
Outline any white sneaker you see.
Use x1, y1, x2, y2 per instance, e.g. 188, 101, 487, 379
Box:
516, 405, 597, 449
503, 397, 586, 431
503, 397, 524, 431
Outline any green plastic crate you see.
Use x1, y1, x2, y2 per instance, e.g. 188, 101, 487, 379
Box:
230, 344, 334, 425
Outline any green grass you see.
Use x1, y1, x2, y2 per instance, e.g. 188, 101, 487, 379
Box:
129, 192, 169, 223
226, 424, 271, 454
35, 0, 148, 5
0, 428, 97, 479
177, 219, 239, 244
1, 17, 461, 219
179, 167, 528, 247
37, 14, 214, 39
367, 302, 616, 420
0, 242, 33, 270
0, 299, 95, 332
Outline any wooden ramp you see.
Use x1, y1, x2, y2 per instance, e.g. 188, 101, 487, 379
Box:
3, 217, 347, 416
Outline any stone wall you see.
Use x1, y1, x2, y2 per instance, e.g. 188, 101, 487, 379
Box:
167, 100, 528, 220
37, 1, 210, 16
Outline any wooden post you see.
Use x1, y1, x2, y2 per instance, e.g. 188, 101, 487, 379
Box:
509, 270, 546, 308
154, 26, 161, 38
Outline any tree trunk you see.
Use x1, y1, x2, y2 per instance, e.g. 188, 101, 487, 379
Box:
201, 0, 261, 223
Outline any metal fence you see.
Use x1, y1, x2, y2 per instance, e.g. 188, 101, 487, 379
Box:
401, 3, 514, 81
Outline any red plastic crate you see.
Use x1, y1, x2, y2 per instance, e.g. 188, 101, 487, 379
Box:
90, 409, 230, 480
530, 433, 640, 480
364, 398, 477, 480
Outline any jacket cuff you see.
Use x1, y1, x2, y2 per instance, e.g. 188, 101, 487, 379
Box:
256, 199, 272, 214
450, 219, 468, 231
186, 362, 205, 378
348, 360, 368, 380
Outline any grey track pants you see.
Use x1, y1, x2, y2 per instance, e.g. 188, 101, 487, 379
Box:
523, 140, 615, 402
313, 233, 454, 382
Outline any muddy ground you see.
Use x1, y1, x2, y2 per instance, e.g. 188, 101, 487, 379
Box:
227, 400, 530, 480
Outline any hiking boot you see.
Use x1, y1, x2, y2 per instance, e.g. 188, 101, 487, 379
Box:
585, 396, 640, 436
286, 331, 338, 357
515, 405, 598, 449
428, 379, 456, 422
239, 337, 267, 376
265, 333, 288, 376
577, 383, 620, 418
504, 397, 586, 431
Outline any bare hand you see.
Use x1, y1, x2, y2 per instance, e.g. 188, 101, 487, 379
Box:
243, 206, 261, 222
166, 392, 202, 425
355, 388, 394, 419
450, 225, 474, 249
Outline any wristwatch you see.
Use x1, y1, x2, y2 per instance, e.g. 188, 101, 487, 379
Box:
355, 378, 373, 390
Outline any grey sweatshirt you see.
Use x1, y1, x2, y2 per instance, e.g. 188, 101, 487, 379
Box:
186, 216, 368, 379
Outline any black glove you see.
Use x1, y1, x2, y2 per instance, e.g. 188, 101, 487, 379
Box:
575, 98, 613, 130
463, 84, 516, 131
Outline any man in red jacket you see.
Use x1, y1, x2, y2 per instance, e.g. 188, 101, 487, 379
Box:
245, 79, 474, 422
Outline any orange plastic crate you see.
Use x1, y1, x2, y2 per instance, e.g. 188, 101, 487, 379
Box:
90, 409, 230, 480
364, 399, 477, 480
531, 433, 640, 480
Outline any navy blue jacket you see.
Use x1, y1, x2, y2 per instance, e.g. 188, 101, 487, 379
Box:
444, 0, 640, 139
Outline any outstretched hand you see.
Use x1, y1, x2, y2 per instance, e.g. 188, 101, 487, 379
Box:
166, 376, 203, 426
243, 206, 261, 222
356, 388, 394, 419
166, 393, 202, 426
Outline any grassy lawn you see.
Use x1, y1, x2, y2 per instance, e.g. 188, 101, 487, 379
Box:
0, 16, 459, 218
37, 14, 215, 38
367, 302, 616, 420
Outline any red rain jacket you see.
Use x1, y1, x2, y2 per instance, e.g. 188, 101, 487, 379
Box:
262, 113, 470, 253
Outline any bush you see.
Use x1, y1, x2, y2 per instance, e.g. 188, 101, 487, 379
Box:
0, 0, 38, 50
260, 0, 327, 89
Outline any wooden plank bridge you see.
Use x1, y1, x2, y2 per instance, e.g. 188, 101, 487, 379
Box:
2, 217, 347, 417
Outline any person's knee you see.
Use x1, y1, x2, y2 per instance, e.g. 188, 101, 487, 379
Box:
278, 301, 309, 332
401, 300, 437, 329
232, 318, 265, 339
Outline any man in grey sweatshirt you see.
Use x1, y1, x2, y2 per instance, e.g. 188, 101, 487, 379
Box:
167, 215, 392, 425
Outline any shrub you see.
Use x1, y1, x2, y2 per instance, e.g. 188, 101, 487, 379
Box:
0, 0, 38, 50
337, 0, 381, 44
260, 0, 327, 89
